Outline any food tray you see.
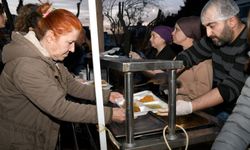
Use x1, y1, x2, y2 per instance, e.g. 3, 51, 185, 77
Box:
117, 90, 168, 117
108, 112, 215, 138
107, 112, 166, 138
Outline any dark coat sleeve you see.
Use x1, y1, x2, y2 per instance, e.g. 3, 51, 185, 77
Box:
175, 37, 213, 68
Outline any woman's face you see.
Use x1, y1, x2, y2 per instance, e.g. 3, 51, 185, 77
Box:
48, 29, 80, 61
149, 31, 166, 49
172, 23, 187, 46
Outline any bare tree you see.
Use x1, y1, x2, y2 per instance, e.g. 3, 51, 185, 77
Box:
16, 0, 24, 14
103, 0, 146, 46
76, 0, 82, 18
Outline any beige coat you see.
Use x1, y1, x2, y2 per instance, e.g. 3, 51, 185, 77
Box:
177, 59, 213, 101
0, 32, 112, 150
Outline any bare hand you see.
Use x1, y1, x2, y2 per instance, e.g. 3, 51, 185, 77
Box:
112, 108, 126, 122
151, 72, 169, 84
129, 51, 141, 59
109, 92, 124, 103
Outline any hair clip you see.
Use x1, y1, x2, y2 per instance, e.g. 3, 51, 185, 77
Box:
43, 6, 54, 18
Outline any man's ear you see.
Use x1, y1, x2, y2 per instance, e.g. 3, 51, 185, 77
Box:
227, 16, 237, 28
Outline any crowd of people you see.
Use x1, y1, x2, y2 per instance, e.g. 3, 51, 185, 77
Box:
0, 0, 250, 149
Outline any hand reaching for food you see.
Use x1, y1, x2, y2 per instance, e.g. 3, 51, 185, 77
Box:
112, 107, 126, 122
151, 72, 169, 85
129, 51, 142, 59
109, 92, 124, 104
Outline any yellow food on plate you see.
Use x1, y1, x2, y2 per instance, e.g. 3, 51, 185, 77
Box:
120, 102, 140, 112
101, 80, 108, 85
133, 103, 141, 112
144, 103, 162, 109
139, 95, 154, 103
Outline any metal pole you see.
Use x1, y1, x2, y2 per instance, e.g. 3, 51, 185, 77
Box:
124, 72, 135, 148
88, 0, 107, 149
167, 70, 177, 140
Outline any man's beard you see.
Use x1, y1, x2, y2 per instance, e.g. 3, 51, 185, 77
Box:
210, 25, 233, 46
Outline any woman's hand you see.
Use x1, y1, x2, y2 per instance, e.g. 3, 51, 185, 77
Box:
109, 92, 124, 103
112, 107, 126, 122
129, 51, 142, 59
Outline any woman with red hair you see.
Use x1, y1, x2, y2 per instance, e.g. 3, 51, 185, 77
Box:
0, 3, 125, 149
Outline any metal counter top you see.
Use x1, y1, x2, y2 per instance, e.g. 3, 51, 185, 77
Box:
101, 57, 183, 148
101, 57, 183, 72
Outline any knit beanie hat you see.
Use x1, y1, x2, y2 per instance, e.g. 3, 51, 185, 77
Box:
176, 16, 202, 40
152, 26, 173, 43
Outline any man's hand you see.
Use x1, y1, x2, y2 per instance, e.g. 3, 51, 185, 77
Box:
157, 100, 193, 116
175, 100, 192, 116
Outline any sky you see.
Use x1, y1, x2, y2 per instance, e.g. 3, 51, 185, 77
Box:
4, 0, 249, 32
4, 0, 159, 31
6, 0, 90, 25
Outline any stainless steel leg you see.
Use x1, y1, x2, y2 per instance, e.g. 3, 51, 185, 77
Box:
124, 72, 135, 147
167, 69, 177, 140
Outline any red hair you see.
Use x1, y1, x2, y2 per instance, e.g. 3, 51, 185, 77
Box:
35, 3, 82, 40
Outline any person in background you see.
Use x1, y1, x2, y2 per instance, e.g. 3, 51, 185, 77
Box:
0, 4, 6, 29
211, 10, 250, 150
0, 3, 125, 150
129, 25, 176, 77
172, 16, 213, 101
1, 3, 39, 73
159, 0, 249, 121
0, 3, 8, 73
14, 3, 39, 33
128, 25, 176, 95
